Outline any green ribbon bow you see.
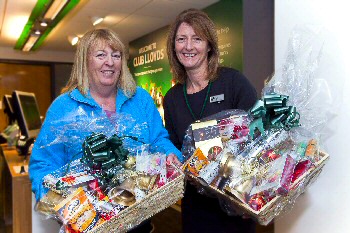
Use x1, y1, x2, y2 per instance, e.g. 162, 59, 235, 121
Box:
54, 133, 142, 190
80, 133, 136, 186
249, 93, 300, 137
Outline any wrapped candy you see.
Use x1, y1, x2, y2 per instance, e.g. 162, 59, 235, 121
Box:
181, 26, 333, 225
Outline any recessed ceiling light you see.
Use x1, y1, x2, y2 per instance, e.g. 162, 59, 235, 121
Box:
68, 35, 79, 46
91, 16, 104, 26
40, 21, 48, 27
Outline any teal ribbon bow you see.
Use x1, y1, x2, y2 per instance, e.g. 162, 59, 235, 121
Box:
249, 93, 300, 137
81, 133, 136, 186
54, 133, 141, 190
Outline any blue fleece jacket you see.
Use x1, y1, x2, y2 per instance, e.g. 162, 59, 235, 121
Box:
29, 87, 181, 201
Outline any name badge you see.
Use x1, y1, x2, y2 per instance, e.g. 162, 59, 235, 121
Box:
210, 94, 224, 103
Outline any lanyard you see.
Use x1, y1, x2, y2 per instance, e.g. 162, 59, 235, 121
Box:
183, 82, 212, 121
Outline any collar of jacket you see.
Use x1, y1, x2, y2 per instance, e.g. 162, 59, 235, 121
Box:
69, 88, 130, 112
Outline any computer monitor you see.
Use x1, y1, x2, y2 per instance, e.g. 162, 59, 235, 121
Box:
2, 94, 15, 124
11, 90, 42, 139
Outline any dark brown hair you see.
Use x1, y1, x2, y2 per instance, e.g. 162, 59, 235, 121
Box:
166, 8, 219, 84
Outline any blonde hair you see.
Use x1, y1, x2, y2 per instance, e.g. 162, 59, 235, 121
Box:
62, 28, 136, 97
167, 8, 220, 84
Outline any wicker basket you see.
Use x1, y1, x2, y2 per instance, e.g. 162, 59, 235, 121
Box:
90, 171, 185, 233
188, 151, 329, 225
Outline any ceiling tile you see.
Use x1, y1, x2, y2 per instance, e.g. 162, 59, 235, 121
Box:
0, 0, 220, 53
112, 14, 169, 43
136, 0, 219, 18
136, 0, 196, 18
0, 0, 37, 46
0, 0, 5, 32
170, 0, 219, 5
84, 0, 153, 13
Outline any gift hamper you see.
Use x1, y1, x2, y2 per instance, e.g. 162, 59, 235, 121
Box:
182, 111, 329, 225
181, 27, 333, 225
34, 112, 184, 233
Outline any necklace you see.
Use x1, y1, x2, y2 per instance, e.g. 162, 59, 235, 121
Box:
183, 82, 212, 121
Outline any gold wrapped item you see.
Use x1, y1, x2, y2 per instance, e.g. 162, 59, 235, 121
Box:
109, 178, 136, 206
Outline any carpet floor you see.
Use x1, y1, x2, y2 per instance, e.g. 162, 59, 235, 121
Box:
151, 206, 274, 233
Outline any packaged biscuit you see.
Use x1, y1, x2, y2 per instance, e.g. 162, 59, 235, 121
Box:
54, 187, 100, 232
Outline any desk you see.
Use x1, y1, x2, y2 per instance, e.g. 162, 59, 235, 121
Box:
0, 145, 31, 233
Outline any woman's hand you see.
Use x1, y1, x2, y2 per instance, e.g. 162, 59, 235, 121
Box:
166, 153, 182, 167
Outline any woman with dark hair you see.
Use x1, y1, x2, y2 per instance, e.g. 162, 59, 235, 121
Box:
164, 9, 257, 233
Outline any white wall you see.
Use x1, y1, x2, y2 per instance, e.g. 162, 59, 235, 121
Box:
275, 1, 350, 233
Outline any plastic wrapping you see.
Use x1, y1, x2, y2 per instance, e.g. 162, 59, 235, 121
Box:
40, 106, 147, 155
34, 108, 184, 232
181, 27, 332, 225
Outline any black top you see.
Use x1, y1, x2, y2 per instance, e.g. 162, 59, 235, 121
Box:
164, 67, 257, 151
164, 67, 258, 233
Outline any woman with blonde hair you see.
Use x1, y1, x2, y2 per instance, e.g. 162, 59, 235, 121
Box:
30, 28, 181, 233
62, 28, 135, 98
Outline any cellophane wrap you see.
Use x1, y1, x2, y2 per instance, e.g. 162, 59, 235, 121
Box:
34, 107, 184, 233
181, 27, 332, 225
